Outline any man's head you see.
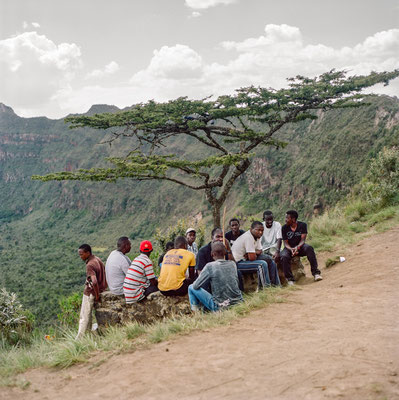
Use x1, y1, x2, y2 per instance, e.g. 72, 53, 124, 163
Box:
263, 210, 274, 229
285, 210, 298, 226
185, 228, 196, 246
250, 221, 264, 239
117, 236, 131, 255
211, 241, 226, 260
174, 236, 188, 250
140, 240, 153, 255
165, 241, 174, 252
229, 218, 240, 234
211, 227, 224, 243
78, 244, 92, 261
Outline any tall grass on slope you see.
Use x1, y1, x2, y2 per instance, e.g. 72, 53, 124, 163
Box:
0, 287, 287, 386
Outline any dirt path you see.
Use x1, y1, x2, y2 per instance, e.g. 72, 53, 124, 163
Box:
3, 227, 399, 400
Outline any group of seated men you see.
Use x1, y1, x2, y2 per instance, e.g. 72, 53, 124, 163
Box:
75, 209, 322, 338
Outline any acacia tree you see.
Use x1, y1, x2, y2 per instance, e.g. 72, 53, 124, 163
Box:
33, 70, 399, 226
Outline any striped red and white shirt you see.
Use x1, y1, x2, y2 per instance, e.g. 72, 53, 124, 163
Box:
123, 253, 155, 303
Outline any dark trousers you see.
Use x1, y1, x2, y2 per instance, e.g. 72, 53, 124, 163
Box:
281, 244, 320, 281
160, 279, 192, 297
144, 284, 159, 297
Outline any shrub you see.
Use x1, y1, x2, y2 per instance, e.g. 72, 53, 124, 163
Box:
0, 288, 34, 347
57, 292, 82, 327
154, 218, 205, 252
361, 147, 399, 207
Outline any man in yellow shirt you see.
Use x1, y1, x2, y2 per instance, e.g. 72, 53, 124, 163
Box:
158, 236, 196, 296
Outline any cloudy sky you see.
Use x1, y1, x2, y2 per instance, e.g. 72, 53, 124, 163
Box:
1, 0, 398, 119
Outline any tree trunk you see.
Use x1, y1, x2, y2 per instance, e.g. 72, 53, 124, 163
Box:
212, 203, 221, 228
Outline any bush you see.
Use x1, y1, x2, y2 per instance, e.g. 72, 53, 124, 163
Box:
57, 292, 82, 327
361, 147, 399, 207
0, 288, 34, 347
154, 218, 205, 252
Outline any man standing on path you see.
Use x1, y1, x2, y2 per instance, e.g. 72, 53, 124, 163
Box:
105, 236, 131, 295
186, 228, 198, 257
232, 221, 281, 288
281, 210, 323, 285
123, 240, 158, 303
225, 218, 245, 247
261, 211, 282, 262
76, 244, 107, 339
158, 236, 196, 296
188, 242, 243, 312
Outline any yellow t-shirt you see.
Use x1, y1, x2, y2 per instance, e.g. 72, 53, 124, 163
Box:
158, 248, 196, 291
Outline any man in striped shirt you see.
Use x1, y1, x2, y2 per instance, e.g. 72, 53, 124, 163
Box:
123, 240, 158, 304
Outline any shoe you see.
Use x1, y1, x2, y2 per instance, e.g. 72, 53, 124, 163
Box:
314, 274, 323, 282
287, 280, 295, 286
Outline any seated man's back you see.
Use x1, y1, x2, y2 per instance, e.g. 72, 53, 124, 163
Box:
197, 259, 242, 306
158, 236, 196, 296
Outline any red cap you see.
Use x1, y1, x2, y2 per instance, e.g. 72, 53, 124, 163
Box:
140, 240, 153, 253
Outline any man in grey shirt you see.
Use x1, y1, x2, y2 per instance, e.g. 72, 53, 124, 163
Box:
105, 236, 131, 295
188, 242, 243, 312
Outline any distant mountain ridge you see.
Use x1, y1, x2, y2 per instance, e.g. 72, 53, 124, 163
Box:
0, 95, 398, 324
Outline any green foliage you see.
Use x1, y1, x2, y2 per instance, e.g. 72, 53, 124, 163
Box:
360, 147, 399, 207
57, 293, 82, 327
154, 218, 206, 252
0, 288, 34, 347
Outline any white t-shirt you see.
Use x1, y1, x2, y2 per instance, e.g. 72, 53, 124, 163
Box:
105, 250, 131, 295
261, 221, 282, 251
231, 230, 262, 262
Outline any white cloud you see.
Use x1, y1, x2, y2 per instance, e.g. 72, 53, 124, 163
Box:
86, 61, 120, 79
5, 25, 399, 119
22, 21, 41, 30
185, 0, 237, 10
0, 31, 82, 111
189, 11, 202, 18
131, 44, 203, 81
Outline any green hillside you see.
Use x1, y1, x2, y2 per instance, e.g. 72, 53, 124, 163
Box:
0, 95, 398, 324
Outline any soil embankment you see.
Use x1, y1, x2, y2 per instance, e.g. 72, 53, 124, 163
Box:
2, 227, 399, 399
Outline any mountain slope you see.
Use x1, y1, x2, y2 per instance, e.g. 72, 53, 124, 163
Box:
0, 95, 398, 323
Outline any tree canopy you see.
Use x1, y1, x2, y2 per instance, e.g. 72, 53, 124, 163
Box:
33, 69, 399, 226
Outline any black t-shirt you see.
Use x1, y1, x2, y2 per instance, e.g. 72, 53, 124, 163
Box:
282, 221, 308, 247
225, 229, 245, 247
196, 241, 230, 271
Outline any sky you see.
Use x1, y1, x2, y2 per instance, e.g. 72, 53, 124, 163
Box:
0, 0, 398, 119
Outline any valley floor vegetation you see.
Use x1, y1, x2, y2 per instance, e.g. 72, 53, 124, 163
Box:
1, 147, 398, 387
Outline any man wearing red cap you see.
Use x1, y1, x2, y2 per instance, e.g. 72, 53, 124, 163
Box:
123, 240, 158, 303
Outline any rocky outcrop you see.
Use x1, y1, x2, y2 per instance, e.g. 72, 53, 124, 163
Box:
95, 257, 306, 327
94, 291, 192, 327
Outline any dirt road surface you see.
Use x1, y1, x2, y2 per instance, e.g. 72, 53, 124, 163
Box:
2, 227, 399, 399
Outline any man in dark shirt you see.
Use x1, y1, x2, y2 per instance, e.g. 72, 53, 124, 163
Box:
76, 243, 107, 339
281, 210, 322, 285
225, 218, 245, 247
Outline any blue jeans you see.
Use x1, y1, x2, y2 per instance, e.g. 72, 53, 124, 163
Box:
188, 285, 218, 312
237, 255, 280, 289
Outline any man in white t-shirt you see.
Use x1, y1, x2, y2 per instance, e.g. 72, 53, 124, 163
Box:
105, 236, 132, 295
261, 210, 282, 263
232, 221, 280, 289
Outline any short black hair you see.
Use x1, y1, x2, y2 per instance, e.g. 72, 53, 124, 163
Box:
251, 221, 263, 229
165, 241, 174, 251
263, 210, 273, 219
286, 210, 299, 220
211, 241, 226, 257
79, 244, 92, 254
174, 236, 187, 249
229, 218, 240, 225
117, 236, 130, 249
211, 227, 223, 238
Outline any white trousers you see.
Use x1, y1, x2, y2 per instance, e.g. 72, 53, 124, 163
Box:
76, 294, 94, 339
